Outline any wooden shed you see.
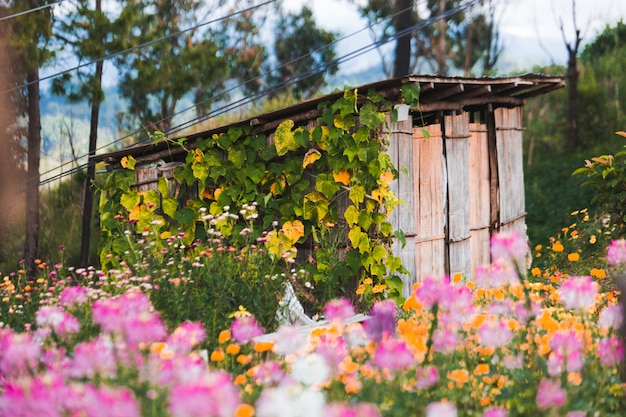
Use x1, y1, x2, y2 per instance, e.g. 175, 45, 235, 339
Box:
95, 74, 564, 296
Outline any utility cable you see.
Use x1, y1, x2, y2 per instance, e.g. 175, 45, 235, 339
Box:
0, 0, 65, 22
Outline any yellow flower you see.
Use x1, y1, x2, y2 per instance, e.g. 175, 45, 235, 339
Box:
372, 284, 386, 294
589, 235, 597, 244
355, 284, 365, 295
363, 278, 373, 286
567, 253, 580, 262
552, 241, 564, 253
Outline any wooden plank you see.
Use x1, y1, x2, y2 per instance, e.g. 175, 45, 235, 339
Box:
494, 107, 525, 228
468, 123, 491, 271
387, 116, 416, 296
444, 112, 472, 279
413, 124, 447, 280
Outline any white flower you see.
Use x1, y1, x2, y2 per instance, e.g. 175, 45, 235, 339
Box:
256, 383, 325, 417
291, 354, 330, 387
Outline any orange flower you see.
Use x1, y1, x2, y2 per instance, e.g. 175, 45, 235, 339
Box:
254, 341, 274, 353
210, 349, 225, 362
473, 363, 490, 375
590, 268, 607, 279
403, 295, 422, 311
537, 310, 559, 332
237, 354, 252, 365
567, 253, 580, 262
234, 374, 247, 385
218, 330, 231, 344
552, 241, 564, 253
226, 344, 241, 355
531, 267, 541, 277
234, 404, 255, 417
447, 369, 469, 387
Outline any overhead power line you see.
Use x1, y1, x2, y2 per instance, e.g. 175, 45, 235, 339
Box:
0, 0, 65, 22
36, 0, 483, 188
0, 0, 279, 95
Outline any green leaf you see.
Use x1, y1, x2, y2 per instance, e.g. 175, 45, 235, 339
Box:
358, 210, 372, 230
157, 176, 169, 196
385, 254, 403, 272
192, 161, 209, 181
349, 185, 366, 204
394, 230, 406, 248
275, 119, 299, 156
401, 83, 420, 107
360, 102, 386, 129
120, 191, 140, 211
348, 226, 364, 250
380, 221, 394, 236
354, 126, 370, 143
371, 263, 387, 277
162, 197, 178, 218
228, 146, 246, 169
344, 205, 359, 226
144, 190, 161, 210
316, 172, 340, 199
174, 207, 195, 225
372, 245, 387, 263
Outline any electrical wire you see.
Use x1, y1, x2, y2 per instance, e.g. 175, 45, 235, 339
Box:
36, 0, 484, 188
0, 0, 65, 22
0, 0, 279, 95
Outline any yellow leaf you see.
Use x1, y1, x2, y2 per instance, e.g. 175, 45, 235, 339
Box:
333, 169, 351, 186
120, 155, 136, 170
616, 131, 626, 138
379, 170, 394, 185
282, 220, 304, 244
371, 185, 387, 204
302, 148, 322, 168
160, 231, 171, 239
194, 148, 204, 163
214, 188, 222, 200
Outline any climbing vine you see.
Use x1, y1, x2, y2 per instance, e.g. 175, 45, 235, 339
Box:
99, 85, 420, 310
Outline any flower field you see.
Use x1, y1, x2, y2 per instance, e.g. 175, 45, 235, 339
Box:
0, 223, 625, 416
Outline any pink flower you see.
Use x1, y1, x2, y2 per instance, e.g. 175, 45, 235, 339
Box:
536, 378, 566, 411
0, 329, 41, 377
253, 360, 287, 386
168, 371, 240, 417
59, 286, 88, 306
324, 298, 356, 322
231, 315, 264, 344
36, 306, 81, 335
426, 401, 457, 417
373, 339, 415, 372
547, 331, 584, 376
490, 230, 528, 267
432, 327, 458, 354
606, 239, 626, 265
598, 304, 623, 329
415, 365, 439, 389
483, 406, 507, 417
415, 277, 447, 309
558, 276, 598, 311
566, 412, 587, 417
317, 334, 348, 370
597, 336, 625, 367
166, 322, 206, 355
83, 385, 140, 417
363, 300, 397, 342
325, 402, 382, 417
0, 374, 65, 417
478, 319, 513, 348
65, 337, 116, 379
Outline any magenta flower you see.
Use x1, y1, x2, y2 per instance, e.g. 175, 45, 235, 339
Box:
483, 406, 507, 417
65, 337, 116, 379
606, 239, 626, 265
317, 333, 348, 370
415, 276, 446, 309
536, 378, 566, 411
432, 327, 459, 354
363, 300, 397, 342
253, 360, 287, 386
426, 401, 457, 417
490, 229, 528, 266
597, 336, 625, 367
83, 385, 140, 417
0, 374, 65, 417
324, 298, 356, 322
415, 365, 439, 389
231, 315, 264, 344
558, 276, 598, 311
59, 286, 88, 306
168, 371, 240, 417
373, 338, 415, 372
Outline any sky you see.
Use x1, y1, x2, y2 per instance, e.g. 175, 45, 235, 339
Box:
285, 0, 626, 76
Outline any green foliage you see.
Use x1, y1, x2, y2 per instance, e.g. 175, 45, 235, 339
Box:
101, 89, 414, 313
573, 133, 626, 237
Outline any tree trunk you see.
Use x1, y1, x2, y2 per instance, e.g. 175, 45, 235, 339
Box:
80, 0, 104, 267
393, 0, 413, 77
436, 0, 448, 74
24, 67, 41, 276
567, 46, 580, 147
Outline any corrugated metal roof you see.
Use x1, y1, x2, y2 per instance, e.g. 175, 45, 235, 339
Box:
93, 73, 565, 167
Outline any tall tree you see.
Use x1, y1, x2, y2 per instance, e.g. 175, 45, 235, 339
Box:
269, 6, 338, 99
354, 0, 501, 76
116, 0, 230, 134
559, 0, 585, 148
52, 0, 112, 266
5, 0, 55, 275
